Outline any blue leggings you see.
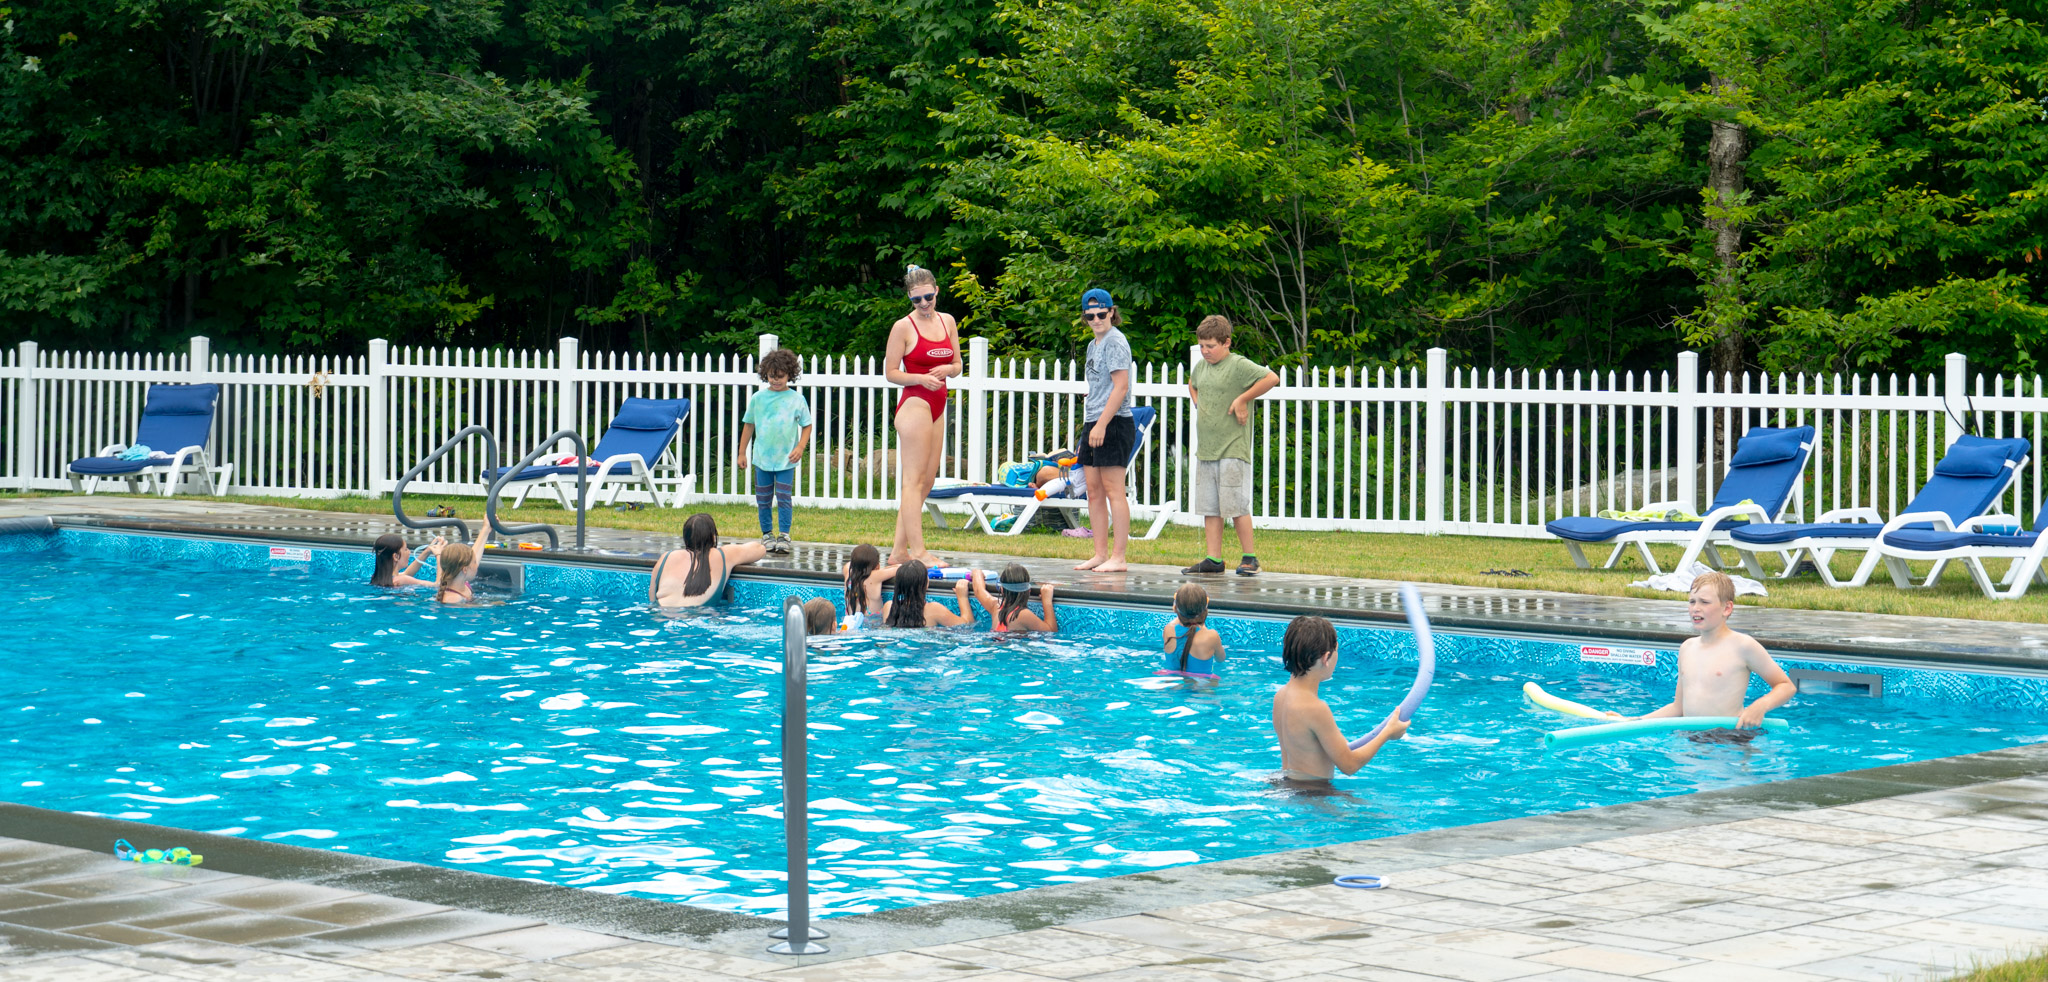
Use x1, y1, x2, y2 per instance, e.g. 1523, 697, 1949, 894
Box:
754, 467, 794, 534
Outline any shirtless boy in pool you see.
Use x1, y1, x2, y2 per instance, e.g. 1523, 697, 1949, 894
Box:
1636, 570, 1795, 739
1272, 615, 1408, 785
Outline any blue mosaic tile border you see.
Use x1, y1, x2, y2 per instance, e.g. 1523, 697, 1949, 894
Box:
45, 528, 2048, 715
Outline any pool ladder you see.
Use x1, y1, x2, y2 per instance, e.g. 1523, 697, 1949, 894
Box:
392, 425, 588, 550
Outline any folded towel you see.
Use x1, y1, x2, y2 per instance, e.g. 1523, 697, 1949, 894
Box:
1630, 561, 1768, 597
1595, 498, 1758, 523
115, 444, 152, 461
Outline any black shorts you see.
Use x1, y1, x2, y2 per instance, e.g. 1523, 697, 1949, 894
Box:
1686, 728, 1758, 746
1076, 414, 1137, 468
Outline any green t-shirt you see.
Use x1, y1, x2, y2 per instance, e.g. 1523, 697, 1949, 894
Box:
1191, 352, 1272, 461
742, 388, 813, 471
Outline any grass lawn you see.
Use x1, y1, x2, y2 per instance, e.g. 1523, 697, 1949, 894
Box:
1946, 950, 2048, 981
11, 490, 2048, 623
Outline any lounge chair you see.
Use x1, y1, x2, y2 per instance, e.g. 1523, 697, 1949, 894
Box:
1729, 434, 2031, 588
1873, 487, 2048, 599
67, 383, 230, 496
483, 398, 694, 509
927, 405, 1178, 539
1545, 425, 1815, 575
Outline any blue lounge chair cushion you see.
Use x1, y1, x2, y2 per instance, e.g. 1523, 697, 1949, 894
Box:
68, 456, 157, 476
1730, 522, 1885, 546
1933, 441, 2014, 478
609, 398, 687, 432
1882, 528, 2040, 553
1546, 517, 1703, 541
927, 485, 1036, 500
1728, 428, 1805, 467
483, 398, 691, 484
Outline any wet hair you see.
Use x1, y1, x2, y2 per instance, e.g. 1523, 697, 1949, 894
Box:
844, 544, 882, 616
758, 348, 801, 383
885, 561, 930, 628
802, 598, 837, 635
1692, 569, 1736, 605
1281, 615, 1337, 677
1174, 583, 1209, 626
681, 513, 720, 598
371, 533, 407, 587
903, 264, 936, 290
437, 543, 477, 593
995, 563, 1032, 629
1196, 315, 1233, 343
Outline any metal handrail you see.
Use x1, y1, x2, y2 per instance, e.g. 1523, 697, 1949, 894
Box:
393, 425, 500, 543
768, 596, 828, 955
485, 429, 588, 550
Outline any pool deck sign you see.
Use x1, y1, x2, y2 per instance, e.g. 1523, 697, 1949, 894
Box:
268, 546, 312, 563
1580, 644, 1658, 666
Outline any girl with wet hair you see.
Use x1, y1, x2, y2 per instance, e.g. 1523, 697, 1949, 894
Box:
969, 562, 1058, 633
370, 533, 443, 588
840, 543, 898, 630
880, 560, 973, 629
649, 513, 768, 608
435, 543, 479, 604
1158, 582, 1225, 678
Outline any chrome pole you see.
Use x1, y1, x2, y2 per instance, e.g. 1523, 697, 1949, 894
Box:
769, 595, 828, 954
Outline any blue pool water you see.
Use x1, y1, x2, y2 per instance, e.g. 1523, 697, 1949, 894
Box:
3, 529, 2046, 917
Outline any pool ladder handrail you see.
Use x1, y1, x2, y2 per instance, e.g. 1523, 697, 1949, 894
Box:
393, 424, 500, 544
484, 429, 588, 551
769, 595, 828, 955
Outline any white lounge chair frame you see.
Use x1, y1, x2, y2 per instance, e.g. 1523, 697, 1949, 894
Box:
71, 443, 235, 497
1875, 512, 2048, 599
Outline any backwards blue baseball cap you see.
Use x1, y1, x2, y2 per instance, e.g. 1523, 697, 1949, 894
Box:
1081, 288, 1114, 311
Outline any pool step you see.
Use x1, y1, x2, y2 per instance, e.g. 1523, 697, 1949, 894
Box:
1788, 668, 1884, 697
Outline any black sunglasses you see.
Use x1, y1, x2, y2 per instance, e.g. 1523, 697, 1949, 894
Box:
1082, 310, 1112, 322
911, 292, 937, 304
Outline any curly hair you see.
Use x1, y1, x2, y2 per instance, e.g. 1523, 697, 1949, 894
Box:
758, 348, 801, 383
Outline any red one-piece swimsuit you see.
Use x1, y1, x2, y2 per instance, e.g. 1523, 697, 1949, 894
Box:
898, 319, 955, 419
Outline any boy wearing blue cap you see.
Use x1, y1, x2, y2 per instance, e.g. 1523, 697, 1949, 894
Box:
1075, 288, 1134, 573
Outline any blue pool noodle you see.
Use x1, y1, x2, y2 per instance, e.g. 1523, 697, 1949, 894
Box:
1544, 716, 1790, 750
1349, 583, 1435, 750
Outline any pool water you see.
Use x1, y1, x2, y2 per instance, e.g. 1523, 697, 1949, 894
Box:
3, 530, 2045, 917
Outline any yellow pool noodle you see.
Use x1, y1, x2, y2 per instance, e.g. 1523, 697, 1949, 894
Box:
1523, 681, 1616, 720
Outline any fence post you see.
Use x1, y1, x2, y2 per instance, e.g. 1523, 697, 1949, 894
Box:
1675, 350, 1699, 510
1423, 348, 1447, 532
366, 339, 389, 494
557, 337, 580, 455
966, 336, 988, 485
15, 341, 36, 491
188, 336, 210, 380
759, 333, 779, 360
1944, 352, 1968, 449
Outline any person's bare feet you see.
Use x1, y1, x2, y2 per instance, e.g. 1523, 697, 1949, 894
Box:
915, 552, 945, 568
1094, 560, 1128, 573
1074, 555, 1106, 571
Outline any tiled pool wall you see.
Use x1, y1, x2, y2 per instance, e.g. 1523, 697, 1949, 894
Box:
34, 526, 2048, 715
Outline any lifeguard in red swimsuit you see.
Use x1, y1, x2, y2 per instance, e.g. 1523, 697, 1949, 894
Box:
885, 265, 964, 566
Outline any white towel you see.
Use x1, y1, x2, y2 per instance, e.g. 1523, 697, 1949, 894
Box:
1630, 561, 1768, 597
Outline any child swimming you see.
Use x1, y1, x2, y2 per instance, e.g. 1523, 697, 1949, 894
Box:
650, 514, 767, 608
1636, 570, 1795, 740
434, 543, 478, 604
801, 597, 838, 636
1271, 615, 1407, 783
880, 561, 973, 628
969, 563, 1057, 633
1159, 583, 1224, 678
371, 533, 444, 588
840, 544, 898, 630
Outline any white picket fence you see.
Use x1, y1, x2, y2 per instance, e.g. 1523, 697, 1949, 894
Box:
2, 336, 2044, 538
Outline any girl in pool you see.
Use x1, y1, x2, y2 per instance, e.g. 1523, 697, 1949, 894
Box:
434, 543, 478, 604
840, 544, 898, 630
1159, 583, 1225, 678
969, 563, 1058, 633
880, 560, 973, 628
370, 533, 444, 588
651, 513, 768, 608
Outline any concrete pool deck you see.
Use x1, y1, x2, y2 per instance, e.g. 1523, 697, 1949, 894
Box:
2, 496, 2047, 980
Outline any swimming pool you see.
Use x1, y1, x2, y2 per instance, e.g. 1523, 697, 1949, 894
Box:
4, 528, 2046, 918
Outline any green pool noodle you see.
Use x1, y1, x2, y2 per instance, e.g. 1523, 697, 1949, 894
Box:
1543, 716, 1790, 750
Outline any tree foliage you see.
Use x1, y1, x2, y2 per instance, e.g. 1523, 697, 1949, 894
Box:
0, 0, 2040, 375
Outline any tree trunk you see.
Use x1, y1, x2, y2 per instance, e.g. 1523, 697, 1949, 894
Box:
1705, 73, 1747, 380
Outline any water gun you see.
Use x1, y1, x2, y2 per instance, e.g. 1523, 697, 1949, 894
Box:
927, 566, 993, 582
1035, 476, 1085, 501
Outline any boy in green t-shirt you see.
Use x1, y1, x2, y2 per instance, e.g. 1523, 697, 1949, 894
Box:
1183, 316, 1280, 576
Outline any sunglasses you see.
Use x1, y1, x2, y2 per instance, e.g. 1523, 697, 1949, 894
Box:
1082, 310, 1112, 322
910, 292, 937, 304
